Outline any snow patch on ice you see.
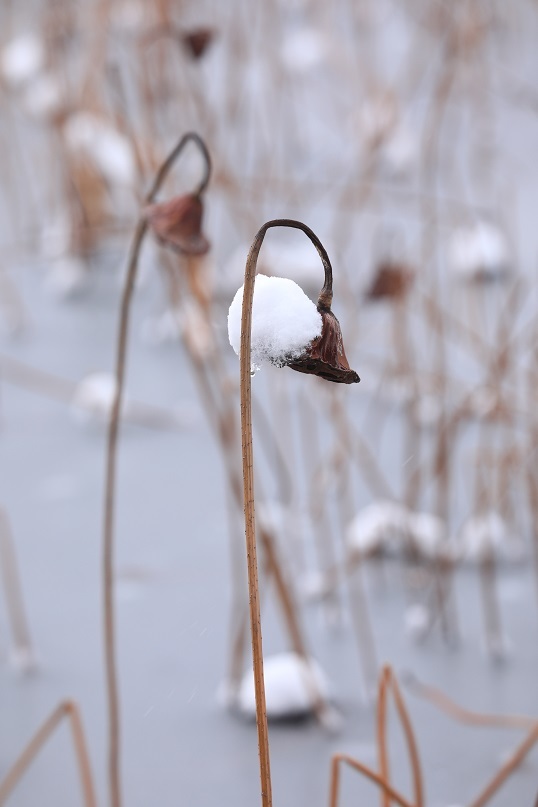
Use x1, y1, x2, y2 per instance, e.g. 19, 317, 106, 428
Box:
237, 652, 330, 719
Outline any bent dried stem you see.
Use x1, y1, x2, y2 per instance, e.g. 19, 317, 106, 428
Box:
377, 666, 424, 807
102, 131, 211, 807
0, 700, 96, 807
240, 219, 350, 807
329, 754, 415, 807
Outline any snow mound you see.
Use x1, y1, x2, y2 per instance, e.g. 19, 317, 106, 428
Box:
449, 221, 510, 281
1, 33, 45, 87
63, 112, 136, 187
280, 28, 326, 73
71, 372, 123, 425
45, 257, 88, 299
237, 652, 330, 719
457, 512, 524, 563
228, 275, 322, 371
346, 500, 410, 556
347, 500, 449, 560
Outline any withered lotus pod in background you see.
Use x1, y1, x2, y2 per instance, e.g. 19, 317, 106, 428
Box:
245, 219, 360, 385
144, 193, 210, 256
181, 27, 215, 60
365, 260, 414, 301
143, 132, 211, 256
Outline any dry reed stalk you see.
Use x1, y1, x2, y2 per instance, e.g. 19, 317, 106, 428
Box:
329, 754, 415, 807
102, 131, 210, 807
405, 673, 536, 731
376, 666, 424, 807
0, 700, 96, 807
406, 672, 538, 806
467, 722, 538, 807
239, 217, 359, 805
0, 507, 34, 667
329, 666, 422, 807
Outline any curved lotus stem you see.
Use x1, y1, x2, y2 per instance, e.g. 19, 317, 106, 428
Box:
102, 131, 211, 807
149, 131, 212, 198
240, 219, 355, 807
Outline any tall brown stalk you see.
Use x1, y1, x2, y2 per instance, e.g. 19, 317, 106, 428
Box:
102, 132, 211, 807
239, 218, 346, 807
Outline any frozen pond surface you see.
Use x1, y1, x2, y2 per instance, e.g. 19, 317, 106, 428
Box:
1, 266, 538, 807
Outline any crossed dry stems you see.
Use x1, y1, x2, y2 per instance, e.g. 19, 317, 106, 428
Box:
102, 131, 211, 807
329, 666, 538, 807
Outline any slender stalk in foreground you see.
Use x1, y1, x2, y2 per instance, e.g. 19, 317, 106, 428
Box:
102, 131, 211, 807
240, 218, 358, 807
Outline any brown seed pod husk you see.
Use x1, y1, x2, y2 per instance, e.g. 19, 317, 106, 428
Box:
366, 261, 414, 301
287, 307, 360, 384
182, 28, 215, 60
144, 193, 210, 256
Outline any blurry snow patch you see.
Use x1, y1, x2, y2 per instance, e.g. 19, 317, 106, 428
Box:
228, 275, 322, 372
280, 28, 326, 73
45, 256, 88, 299
21, 73, 62, 119
457, 512, 524, 563
449, 221, 510, 281
299, 569, 333, 602
404, 603, 431, 642
347, 500, 409, 556
347, 500, 449, 560
408, 511, 447, 559
1, 33, 45, 87
71, 372, 124, 426
63, 112, 137, 187
237, 653, 330, 720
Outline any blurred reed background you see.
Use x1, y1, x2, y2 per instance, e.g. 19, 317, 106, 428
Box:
1, 1, 538, 806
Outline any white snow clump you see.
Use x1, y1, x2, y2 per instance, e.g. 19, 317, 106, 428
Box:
237, 652, 330, 719
449, 221, 510, 281
227, 274, 321, 372
45, 256, 88, 299
457, 511, 524, 563
63, 112, 137, 187
347, 500, 449, 560
71, 372, 123, 426
1, 34, 45, 87
280, 28, 326, 73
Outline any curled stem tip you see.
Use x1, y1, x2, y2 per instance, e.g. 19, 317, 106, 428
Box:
146, 131, 211, 203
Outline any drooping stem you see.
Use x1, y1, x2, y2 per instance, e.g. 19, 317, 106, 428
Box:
240, 219, 335, 807
102, 131, 210, 807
